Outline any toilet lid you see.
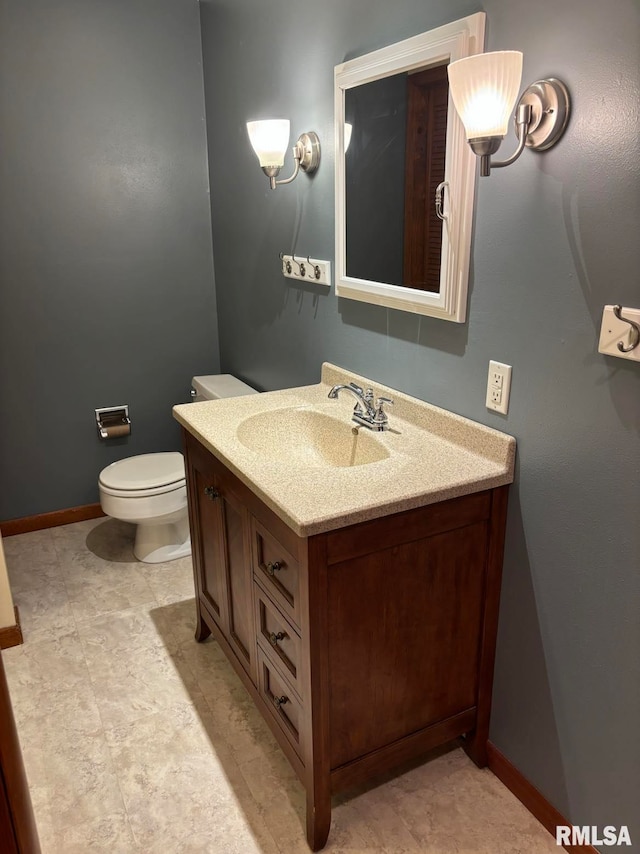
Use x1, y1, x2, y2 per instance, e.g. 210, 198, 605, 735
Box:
99, 453, 185, 491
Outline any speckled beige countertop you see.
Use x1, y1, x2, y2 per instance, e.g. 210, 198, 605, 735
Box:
173, 363, 516, 537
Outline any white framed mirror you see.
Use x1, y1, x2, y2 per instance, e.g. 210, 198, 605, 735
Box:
334, 13, 485, 322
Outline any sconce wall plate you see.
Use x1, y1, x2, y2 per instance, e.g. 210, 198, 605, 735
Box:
515, 78, 570, 151
296, 132, 321, 173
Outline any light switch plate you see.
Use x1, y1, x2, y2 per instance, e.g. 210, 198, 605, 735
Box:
598, 305, 640, 362
486, 361, 512, 415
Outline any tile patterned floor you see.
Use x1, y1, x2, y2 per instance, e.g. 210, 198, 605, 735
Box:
2, 519, 560, 853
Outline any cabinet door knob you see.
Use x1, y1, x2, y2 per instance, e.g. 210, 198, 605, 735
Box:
269, 631, 286, 646
273, 695, 288, 709
203, 486, 219, 500
266, 561, 282, 576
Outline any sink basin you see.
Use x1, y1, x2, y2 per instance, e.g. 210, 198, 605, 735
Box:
236, 407, 390, 468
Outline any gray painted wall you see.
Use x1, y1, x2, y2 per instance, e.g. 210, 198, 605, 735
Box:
200, 0, 640, 845
0, 0, 220, 521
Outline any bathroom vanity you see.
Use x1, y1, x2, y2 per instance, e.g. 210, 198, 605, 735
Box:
174, 364, 515, 851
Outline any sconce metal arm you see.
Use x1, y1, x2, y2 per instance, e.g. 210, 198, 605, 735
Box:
261, 132, 321, 190
272, 146, 302, 188
262, 151, 300, 190
473, 103, 532, 177
490, 103, 532, 171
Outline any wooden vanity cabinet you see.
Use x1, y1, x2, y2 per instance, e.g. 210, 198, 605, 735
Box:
183, 429, 509, 851
185, 434, 256, 682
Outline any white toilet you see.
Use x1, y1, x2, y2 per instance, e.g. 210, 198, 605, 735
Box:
98, 375, 257, 563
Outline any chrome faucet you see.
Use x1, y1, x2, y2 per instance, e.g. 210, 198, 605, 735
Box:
327, 382, 393, 431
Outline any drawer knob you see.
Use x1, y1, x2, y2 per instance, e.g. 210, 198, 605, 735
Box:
274, 695, 289, 709
269, 631, 286, 646
203, 486, 219, 500
267, 561, 282, 576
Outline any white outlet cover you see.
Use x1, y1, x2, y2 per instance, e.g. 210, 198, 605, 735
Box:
486, 361, 512, 415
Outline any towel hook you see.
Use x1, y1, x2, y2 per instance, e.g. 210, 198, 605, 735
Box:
307, 256, 321, 280
292, 254, 306, 277
613, 305, 640, 352
279, 252, 292, 275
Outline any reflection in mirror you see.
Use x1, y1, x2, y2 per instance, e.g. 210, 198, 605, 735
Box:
335, 13, 485, 322
345, 65, 448, 291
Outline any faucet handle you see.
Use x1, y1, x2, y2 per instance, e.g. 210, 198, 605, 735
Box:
374, 396, 394, 422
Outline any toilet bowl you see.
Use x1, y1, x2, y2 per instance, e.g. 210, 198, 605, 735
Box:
99, 452, 190, 563
98, 374, 258, 564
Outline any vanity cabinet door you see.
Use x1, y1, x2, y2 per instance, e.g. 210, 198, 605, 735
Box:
186, 447, 228, 635
216, 473, 257, 684
185, 432, 257, 684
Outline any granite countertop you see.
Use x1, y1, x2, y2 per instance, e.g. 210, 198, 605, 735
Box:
173, 363, 516, 537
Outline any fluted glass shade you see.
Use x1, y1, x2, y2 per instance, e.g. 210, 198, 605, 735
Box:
447, 51, 523, 140
246, 120, 290, 168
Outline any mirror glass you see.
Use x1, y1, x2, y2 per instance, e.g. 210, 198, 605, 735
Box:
335, 13, 485, 322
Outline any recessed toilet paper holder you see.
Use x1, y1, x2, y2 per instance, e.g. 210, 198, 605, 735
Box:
95, 405, 131, 439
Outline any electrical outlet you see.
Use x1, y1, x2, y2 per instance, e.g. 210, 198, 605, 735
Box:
486, 361, 512, 414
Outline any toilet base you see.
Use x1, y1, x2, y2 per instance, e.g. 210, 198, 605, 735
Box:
133, 516, 191, 564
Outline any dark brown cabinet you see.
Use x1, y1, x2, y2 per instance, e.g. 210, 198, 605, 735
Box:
183, 429, 509, 851
0, 652, 41, 854
186, 437, 255, 682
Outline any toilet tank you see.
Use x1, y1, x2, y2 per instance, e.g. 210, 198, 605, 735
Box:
191, 374, 258, 402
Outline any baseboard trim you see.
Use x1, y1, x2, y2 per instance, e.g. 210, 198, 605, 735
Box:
0, 607, 23, 650
487, 741, 598, 853
0, 503, 105, 537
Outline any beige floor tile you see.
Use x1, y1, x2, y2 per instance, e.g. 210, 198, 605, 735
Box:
3, 527, 60, 562
27, 785, 57, 854
138, 555, 196, 605
42, 731, 126, 832
10, 579, 76, 643
105, 703, 257, 846
2, 628, 90, 707
204, 677, 281, 765
5, 551, 62, 593
149, 596, 200, 648
89, 653, 205, 729
65, 567, 157, 621
49, 810, 137, 854
52, 517, 129, 560
3, 521, 560, 854
76, 604, 181, 668
126, 803, 280, 854
333, 787, 422, 852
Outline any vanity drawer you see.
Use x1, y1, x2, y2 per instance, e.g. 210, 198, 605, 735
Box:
252, 519, 301, 628
257, 649, 304, 761
255, 583, 303, 701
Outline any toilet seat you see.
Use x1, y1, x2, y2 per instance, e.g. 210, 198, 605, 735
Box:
99, 453, 185, 498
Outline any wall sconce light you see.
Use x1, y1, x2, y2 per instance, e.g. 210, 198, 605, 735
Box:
246, 119, 321, 189
447, 51, 570, 176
